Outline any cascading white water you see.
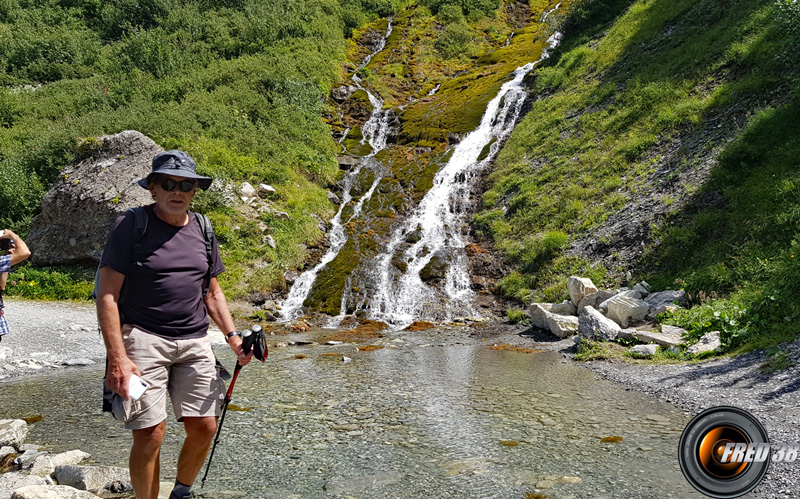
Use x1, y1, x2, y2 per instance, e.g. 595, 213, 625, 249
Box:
365, 29, 564, 327
280, 23, 393, 321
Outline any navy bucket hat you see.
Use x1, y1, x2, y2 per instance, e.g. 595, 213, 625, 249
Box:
138, 150, 212, 190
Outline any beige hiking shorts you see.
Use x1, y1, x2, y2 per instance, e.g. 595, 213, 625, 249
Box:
110, 325, 225, 430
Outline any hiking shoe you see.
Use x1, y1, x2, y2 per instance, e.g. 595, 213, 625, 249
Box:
168, 492, 193, 499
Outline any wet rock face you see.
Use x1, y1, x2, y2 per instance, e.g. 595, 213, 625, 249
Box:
419, 254, 448, 282
27, 130, 161, 265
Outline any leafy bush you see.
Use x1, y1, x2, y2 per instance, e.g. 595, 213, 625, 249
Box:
3, 265, 94, 300
506, 308, 529, 324
434, 21, 475, 59
419, 0, 500, 20
436, 4, 464, 24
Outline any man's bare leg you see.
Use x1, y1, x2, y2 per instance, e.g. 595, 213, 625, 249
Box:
131, 421, 167, 499
176, 416, 217, 487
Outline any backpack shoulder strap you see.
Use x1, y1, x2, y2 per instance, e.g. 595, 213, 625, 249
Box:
193, 211, 214, 297
92, 207, 149, 302
130, 207, 148, 267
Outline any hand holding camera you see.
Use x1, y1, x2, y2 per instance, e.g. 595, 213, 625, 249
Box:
0, 230, 14, 251
0, 229, 29, 265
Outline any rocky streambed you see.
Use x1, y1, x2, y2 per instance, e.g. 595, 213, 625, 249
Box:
0, 300, 797, 498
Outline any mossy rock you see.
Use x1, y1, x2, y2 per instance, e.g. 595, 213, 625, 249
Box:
341, 127, 373, 157
391, 253, 408, 273
420, 254, 449, 282
477, 137, 497, 162
303, 233, 381, 315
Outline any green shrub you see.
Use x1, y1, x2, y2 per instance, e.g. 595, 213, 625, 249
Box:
506, 308, 529, 324
436, 4, 464, 24
434, 21, 475, 59
3, 265, 94, 300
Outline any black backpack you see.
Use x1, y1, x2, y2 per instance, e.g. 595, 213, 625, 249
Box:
92, 207, 215, 302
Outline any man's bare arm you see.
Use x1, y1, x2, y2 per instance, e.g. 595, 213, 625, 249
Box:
96, 266, 139, 398
204, 277, 252, 366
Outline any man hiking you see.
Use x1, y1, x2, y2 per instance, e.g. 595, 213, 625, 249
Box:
96, 150, 252, 499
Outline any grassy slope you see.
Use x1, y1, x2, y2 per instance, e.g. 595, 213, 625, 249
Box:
480, 0, 800, 351
0, 0, 399, 300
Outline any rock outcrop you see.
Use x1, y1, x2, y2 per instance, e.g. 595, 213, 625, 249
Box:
528, 275, 716, 357
0, 420, 143, 499
27, 131, 161, 265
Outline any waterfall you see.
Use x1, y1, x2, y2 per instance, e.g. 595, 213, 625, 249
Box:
364, 29, 564, 327
280, 22, 393, 322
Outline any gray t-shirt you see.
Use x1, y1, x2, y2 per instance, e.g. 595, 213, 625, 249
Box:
100, 204, 225, 339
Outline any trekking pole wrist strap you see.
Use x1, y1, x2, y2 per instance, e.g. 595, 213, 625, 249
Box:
225, 331, 241, 343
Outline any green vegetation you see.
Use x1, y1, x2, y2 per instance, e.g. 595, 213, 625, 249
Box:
506, 308, 529, 324
296, 0, 569, 306
0, 0, 408, 300
480, 0, 800, 352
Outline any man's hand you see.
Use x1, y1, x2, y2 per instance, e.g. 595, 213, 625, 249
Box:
0, 229, 30, 266
227, 334, 254, 366
106, 355, 141, 400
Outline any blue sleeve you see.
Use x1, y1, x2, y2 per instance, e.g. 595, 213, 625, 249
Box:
0, 254, 10, 273
99, 212, 135, 275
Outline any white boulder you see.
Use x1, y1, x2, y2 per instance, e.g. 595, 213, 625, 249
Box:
546, 313, 580, 338
11, 485, 98, 499
567, 276, 598, 306
577, 290, 615, 315
0, 473, 48, 499
0, 419, 28, 448
52, 465, 130, 492
687, 331, 722, 355
606, 295, 650, 328
577, 306, 621, 341
239, 182, 257, 198
629, 344, 658, 357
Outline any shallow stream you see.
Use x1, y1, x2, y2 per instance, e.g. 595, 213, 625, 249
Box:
0, 327, 701, 498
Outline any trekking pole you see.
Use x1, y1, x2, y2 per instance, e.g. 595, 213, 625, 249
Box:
201, 325, 267, 488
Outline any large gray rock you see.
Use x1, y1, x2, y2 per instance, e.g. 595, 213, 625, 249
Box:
577, 290, 615, 315
53, 465, 130, 492
0, 419, 28, 448
27, 130, 162, 265
528, 303, 554, 330
550, 302, 577, 316
630, 329, 684, 347
50, 451, 90, 468
0, 473, 48, 498
688, 331, 722, 355
11, 485, 97, 499
331, 85, 358, 103
606, 295, 650, 328
577, 306, 621, 341
16, 448, 46, 470
645, 290, 687, 319
529, 302, 577, 330
30, 450, 89, 477
0, 445, 15, 460
546, 313, 579, 338
567, 276, 598, 306
629, 344, 658, 357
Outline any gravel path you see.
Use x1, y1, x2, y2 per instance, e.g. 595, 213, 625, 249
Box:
0, 299, 226, 380
1, 299, 798, 497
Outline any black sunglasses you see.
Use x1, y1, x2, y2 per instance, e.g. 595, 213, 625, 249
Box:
158, 178, 197, 192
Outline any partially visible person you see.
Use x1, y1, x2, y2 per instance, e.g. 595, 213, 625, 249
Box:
0, 229, 31, 340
